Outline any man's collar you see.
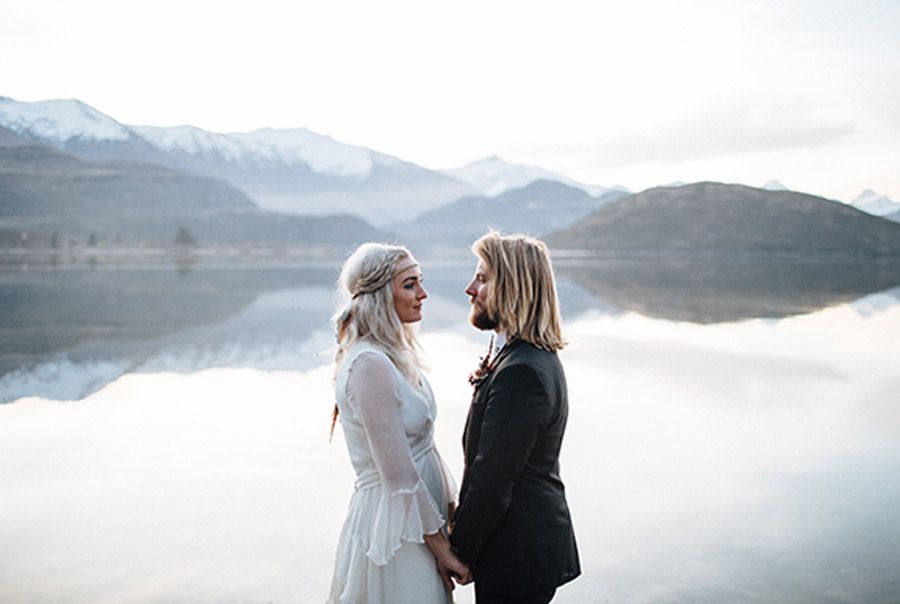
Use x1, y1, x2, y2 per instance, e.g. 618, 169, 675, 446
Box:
493, 331, 507, 356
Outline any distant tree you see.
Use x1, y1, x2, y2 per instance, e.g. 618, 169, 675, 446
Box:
87, 233, 97, 247
0, 230, 20, 248
174, 227, 198, 247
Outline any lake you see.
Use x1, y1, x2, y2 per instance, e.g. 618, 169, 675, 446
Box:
1, 256, 899, 603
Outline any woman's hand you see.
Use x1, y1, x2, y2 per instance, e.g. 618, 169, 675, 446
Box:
424, 531, 473, 591
440, 550, 473, 588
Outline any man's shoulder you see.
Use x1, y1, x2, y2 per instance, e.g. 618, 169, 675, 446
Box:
496, 342, 562, 383
504, 340, 558, 364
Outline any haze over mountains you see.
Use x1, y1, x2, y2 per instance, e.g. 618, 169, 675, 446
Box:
441, 155, 624, 198
397, 179, 627, 247
1, 95, 899, 254
0, 97, 477, 225
850, 189, 900, 217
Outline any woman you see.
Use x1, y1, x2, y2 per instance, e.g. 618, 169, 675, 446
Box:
327, 243, 471, 604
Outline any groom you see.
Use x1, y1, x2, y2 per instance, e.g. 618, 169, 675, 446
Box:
448, 231, 580, 604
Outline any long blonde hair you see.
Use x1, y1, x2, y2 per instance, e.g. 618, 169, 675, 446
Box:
331, 242, 425, 434
472, 230, 566, 351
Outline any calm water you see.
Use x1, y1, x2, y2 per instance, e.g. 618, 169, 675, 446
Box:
1, 258, 900, 603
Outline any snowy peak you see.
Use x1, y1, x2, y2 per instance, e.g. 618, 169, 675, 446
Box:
850, 189, 900, 216
0, 97, 401, 179
130, 124, 400, 178
0, 97, 131, 143
230, 128, 378, 177
762, 180, 788, 191
442, 155, 615, 198
131, 124, 244, 160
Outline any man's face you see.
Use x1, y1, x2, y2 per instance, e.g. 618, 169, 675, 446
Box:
465, 259, 497, 331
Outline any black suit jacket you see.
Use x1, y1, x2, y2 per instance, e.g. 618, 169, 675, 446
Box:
450, 339, 580, 596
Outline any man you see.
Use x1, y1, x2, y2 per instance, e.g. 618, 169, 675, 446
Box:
448, 231, 580, 604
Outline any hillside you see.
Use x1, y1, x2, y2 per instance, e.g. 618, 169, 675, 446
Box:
0, 143, 384, 247
0, 144, 255, 219
546, 182, 900, 256
397, 179, 626, 247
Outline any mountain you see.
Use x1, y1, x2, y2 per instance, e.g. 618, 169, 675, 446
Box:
441, 155, 622, 198
762, 180, 788, 191
0, 125, 28, 147
0, 143, 254, 219
128, 125, 477, 224
0, 97, 477, 225
887, 210, 900, 223
395, 179, 627, 248
0, 142, 384, 246
545, 182, 900, 256
850, 189, 900, 217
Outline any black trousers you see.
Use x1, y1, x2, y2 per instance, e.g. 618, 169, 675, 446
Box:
474, 584, 556, 604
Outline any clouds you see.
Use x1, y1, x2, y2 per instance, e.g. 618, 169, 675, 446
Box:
513, 95, 858, 171
1, 0, 898, 200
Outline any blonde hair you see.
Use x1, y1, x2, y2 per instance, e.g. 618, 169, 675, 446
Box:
331, 242, 425, 434
472, 231, 566, 351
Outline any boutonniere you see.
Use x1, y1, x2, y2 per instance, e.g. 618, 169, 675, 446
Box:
468, 335, 495, 388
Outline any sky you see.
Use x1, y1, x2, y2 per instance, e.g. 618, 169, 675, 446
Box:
1, 0, 898, 202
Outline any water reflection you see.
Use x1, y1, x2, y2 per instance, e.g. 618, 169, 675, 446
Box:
0, 265, 338, 402
4, 257, 900, 403
557, 305, 900, 603
2, 307, 899, 602
557, 257, 900, 323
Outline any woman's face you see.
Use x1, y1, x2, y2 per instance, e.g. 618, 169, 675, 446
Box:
392, 256, 427, 323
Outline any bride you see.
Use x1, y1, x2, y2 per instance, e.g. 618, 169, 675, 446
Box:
327, 243, 471, 604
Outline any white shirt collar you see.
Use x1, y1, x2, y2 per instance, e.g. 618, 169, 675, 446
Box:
493, 331, 507, 356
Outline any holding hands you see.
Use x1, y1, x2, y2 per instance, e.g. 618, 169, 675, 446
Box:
424, 532, 473, 591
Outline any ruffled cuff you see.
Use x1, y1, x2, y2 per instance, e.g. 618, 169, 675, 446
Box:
366, 479, 445, 566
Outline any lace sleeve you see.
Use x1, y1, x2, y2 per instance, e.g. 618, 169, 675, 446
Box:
345, 350, 445, 565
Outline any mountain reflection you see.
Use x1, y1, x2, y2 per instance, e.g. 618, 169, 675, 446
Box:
4, 256, 900, 403
0, 263, 339, 402
556, 257, 900, 323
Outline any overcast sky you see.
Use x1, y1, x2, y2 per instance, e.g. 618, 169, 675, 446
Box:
2, 0, 898, 201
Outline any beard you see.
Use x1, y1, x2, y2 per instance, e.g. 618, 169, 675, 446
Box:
469, 303, 498, 331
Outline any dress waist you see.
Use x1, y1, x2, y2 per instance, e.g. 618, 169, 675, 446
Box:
354, 440, 435, 491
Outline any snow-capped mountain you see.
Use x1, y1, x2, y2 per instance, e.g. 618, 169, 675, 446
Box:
762, 180, 788, 191
442, 155, 621, 198
850, 189, 900, 217
131, 125, 401, 179
0, 96, 131, 142
0, 97, 476, 224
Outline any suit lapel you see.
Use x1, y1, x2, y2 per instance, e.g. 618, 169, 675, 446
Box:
463, 338, 524, 463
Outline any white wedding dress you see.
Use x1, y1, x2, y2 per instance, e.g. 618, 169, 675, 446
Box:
327, 341, 456, 604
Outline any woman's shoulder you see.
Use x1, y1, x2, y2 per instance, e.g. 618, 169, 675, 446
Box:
340, 340, 396, 374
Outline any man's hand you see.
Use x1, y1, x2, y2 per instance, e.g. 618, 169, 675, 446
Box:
436, 556, 472, 591
425, 531, 472, 591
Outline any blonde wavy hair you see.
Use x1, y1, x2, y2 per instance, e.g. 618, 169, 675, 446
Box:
331, 242, 425, 434
472, 231, 566, 351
